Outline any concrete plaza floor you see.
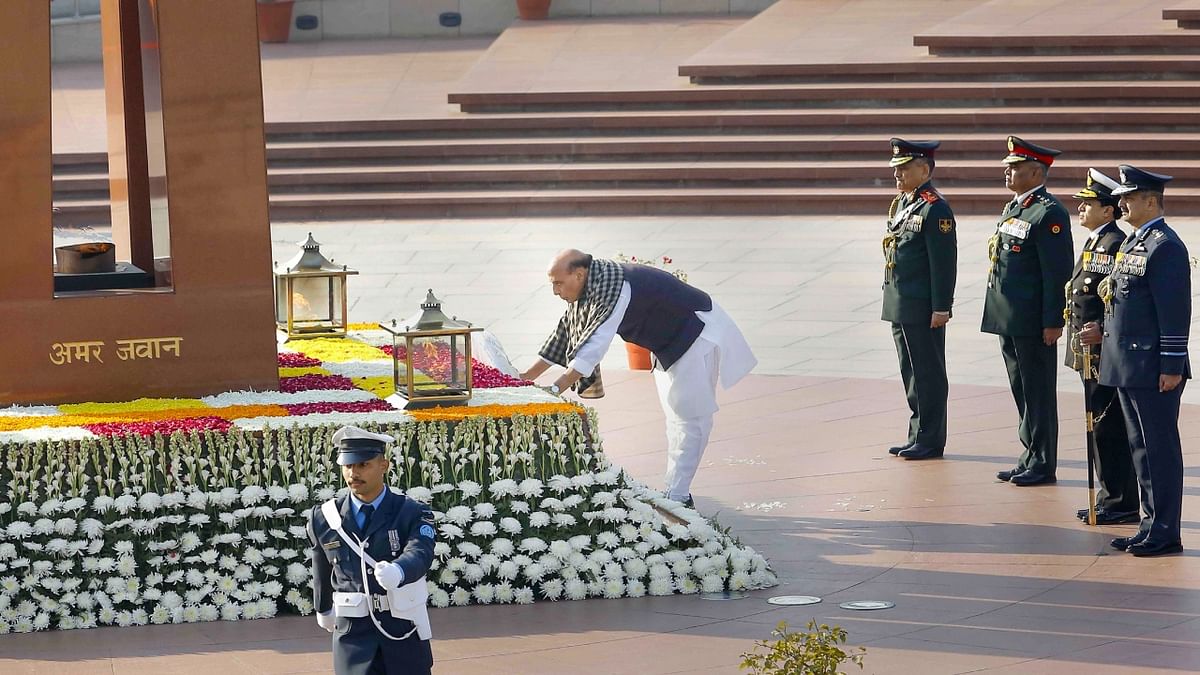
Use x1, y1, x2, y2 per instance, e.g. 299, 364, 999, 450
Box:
4, 214, 1200, 674
2, 369, 1199, 674
18, 18, 1200, 674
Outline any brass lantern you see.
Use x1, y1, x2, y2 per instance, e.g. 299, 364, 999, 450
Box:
380, 290, 482, 409
274, 233, 358, 339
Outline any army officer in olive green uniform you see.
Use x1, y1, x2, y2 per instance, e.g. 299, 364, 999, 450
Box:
882, 139, 958, 460
983, 137, 1074, 486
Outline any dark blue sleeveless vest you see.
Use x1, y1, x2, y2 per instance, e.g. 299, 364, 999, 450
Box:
618, 264, 712, 370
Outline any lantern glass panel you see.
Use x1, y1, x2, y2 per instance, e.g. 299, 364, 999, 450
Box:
408, 334, 469, 394
274, 276, 289, 324
290, 276, 338, 324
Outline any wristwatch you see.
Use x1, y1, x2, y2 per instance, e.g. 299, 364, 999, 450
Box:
549, 383, 561, 395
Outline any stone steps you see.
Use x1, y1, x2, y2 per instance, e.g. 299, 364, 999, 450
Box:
448, 82, 1200, 113
912, 32, 1200, 56
267, 108, 1200, 139
50, 1, 1200, 221
1164, 5, 1200, 29
679, 55, 1200, 84
54, 158, 1200, 195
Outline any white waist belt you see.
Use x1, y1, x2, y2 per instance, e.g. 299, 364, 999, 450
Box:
330, 580, 431, 640
332, 591, 387, 617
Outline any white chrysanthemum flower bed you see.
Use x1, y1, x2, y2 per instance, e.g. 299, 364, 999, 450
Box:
0, 413, 775, 634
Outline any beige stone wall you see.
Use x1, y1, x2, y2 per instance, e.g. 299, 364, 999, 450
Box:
50, 0, 777, 60
294, 0, 777, 40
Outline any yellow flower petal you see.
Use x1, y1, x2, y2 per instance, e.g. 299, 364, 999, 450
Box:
58, 398, 208, 415
278, 366, 330, 377
287, 337, 390, 363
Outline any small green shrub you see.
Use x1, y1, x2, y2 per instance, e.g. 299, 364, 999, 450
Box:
740, 620, 866, 675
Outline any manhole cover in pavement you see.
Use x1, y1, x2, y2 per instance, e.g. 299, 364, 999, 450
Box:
839, 600, 894, 611
699, 590, 749, 601
767, 595, 823, 606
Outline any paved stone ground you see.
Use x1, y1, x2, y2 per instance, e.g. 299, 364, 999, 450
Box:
3, 370, 1200, 674
20, 18, 1200, 674
272, 213, 1200, 403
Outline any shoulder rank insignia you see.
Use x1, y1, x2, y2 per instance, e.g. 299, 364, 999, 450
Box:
1050, 224, 1062, 234
939, 219, 953, 233
920, 189, 939, 204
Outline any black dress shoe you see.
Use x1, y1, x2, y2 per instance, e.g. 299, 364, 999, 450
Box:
1095, 510, 1140, 525
1078, 507, 1139, 524
888, 442, 913, 456
996, 467, 1023, 482
1008, 470, 1056, 486
1128, 540, 1183, 557
1110, 531, 1148, 551
898, 443, 944, 460
681, 495, 695, 509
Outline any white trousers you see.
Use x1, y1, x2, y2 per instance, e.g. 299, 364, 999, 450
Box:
654, 336, 720, 501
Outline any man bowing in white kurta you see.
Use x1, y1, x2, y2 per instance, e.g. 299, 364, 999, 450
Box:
521, 249, 757, 506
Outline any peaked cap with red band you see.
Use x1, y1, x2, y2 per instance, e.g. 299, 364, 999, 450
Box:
1001, 136, 1061, 167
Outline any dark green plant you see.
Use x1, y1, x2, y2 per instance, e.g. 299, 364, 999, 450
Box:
740, 620, 866, 675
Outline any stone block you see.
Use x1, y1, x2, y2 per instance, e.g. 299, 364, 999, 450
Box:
590, 0, 661, 16
662, 0, 729, 14
50, 0, 77, 20
78, 0, 102, 16
459, 0, 517, 35
730, 0, 777, 13
391, 0, 461, 37
321, 0, 390, 38
550, 0, 591, 16
290, 0, 325, 41
51, 20, 102, 63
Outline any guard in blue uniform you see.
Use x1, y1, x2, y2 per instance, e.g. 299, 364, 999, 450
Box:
1089, 166, 1190, 557
983, 137, 1074, 486
881, 138, 957, 460
1066, 169, 1138, 525
308, 426, 436, 673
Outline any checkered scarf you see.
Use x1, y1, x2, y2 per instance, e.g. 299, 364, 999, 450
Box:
538, 258, 625, 392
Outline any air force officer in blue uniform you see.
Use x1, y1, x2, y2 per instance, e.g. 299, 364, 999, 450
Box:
1082, 166, 1190, 557
308, 426, 436, 673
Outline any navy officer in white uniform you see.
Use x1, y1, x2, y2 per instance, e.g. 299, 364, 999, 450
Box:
308, 425, 436, 673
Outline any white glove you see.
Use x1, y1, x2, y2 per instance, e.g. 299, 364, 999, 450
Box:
373, 561, 404, 590
316, 611, 336, 633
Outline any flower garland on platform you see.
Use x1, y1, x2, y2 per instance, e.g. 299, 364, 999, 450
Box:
0, 328, 776, 633
0, 328, 538, 443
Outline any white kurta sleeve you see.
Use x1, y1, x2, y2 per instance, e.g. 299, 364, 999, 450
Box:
567, 282, 631, 376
